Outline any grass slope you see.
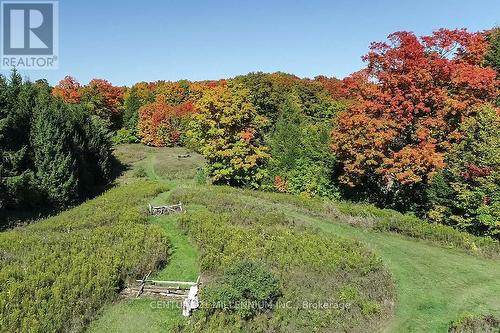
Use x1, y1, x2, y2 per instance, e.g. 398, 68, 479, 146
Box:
294, 212, 500, 332
85, 145, 500, 332
221, 188, 500, 331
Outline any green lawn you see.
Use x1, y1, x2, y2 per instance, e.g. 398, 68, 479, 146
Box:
88, 299, 182, 333
89, 145, 500, 332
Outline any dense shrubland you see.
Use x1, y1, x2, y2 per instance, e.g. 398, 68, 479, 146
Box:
0, 180, 169, 333
169, 185, 394, 332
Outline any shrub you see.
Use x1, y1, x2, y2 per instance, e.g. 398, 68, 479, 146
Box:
112, 128, 139, 144
201, 260, 281, 319
195, 167, 208, 185
133, 166, 147, 178
448, 313, 500, 333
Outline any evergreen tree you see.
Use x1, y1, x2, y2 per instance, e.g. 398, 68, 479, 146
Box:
485, 27, 500, 106
1, 72, 114, 223
0, 70, 38, 209
267, 94, 338, 198
31, 87, 78, 207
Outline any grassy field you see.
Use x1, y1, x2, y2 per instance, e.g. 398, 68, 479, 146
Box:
88, 298, 182, 333
88, 144, 499, 332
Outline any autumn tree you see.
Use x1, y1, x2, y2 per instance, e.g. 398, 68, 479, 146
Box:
234, 72, 284, 124
331, 29, 499, 211
52, 76, 82, 103
80, 79, 124, 129
138, 95, 194, 147
186, 83, 270, 186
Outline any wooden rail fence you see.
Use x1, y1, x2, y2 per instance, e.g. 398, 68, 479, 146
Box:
148, 202, 183, 216
129, 275, 201, 299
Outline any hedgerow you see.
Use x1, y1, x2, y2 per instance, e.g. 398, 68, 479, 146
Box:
171, 185, 395, 332
0, 180, 170, 333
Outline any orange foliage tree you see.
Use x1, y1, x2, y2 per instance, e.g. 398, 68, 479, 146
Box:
80, 79, 124, 129
52, 76, 81, 103
138, 95, 195, 147
332, 29, 498, 207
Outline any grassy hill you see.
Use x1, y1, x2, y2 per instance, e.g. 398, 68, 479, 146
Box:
2, 144, 499, 332
90, 145, 500, 332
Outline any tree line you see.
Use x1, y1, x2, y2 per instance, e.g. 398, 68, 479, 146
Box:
7, 27, 499, 238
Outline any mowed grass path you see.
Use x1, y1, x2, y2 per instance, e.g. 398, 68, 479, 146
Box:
90, 145, 499, 332
88, 147, 201, 333
88, 207, 201, 333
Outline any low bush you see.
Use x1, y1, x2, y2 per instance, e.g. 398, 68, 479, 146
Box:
201, 260, 281, 319
0, 180, 170, 333
112, 128, 139, 144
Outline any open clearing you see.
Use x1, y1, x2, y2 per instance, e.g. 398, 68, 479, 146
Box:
88, 145, 499, 332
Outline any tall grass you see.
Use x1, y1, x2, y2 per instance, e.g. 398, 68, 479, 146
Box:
0, 180, 170, 333
235, 188, 500, 258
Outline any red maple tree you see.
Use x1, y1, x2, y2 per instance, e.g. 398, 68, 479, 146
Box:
52, 76, 82, 103
332, 29, 498, 188
138, 96, 195, 147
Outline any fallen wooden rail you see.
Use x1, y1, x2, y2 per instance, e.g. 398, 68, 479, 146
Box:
148, 202, 183, 216
136, 279, 197, 287
136, 271, 152, 298
130, 276, 200, 298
